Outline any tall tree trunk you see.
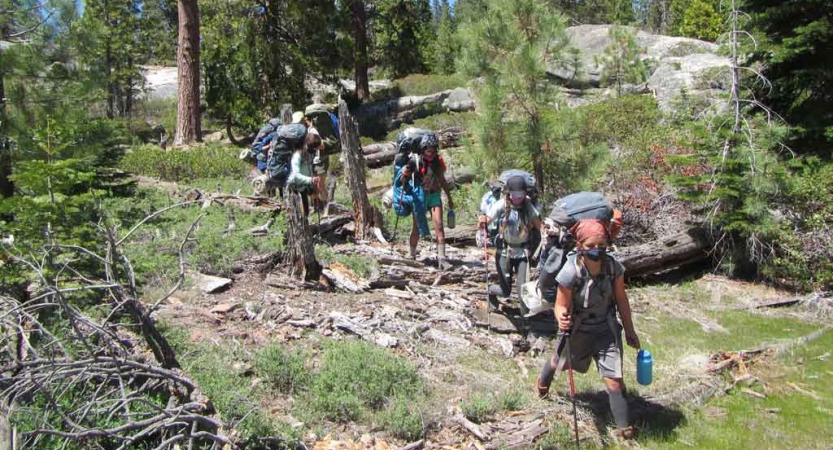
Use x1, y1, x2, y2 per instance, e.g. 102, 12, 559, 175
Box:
338, 97, 378, 240
105, 41, 114, 119
0, 70, 12, 198
174, 0, 202, 146
351, 0, 370, 102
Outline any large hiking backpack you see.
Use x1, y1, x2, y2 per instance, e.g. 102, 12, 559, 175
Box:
266, 123, 307, 185
497, 170, 537, 203
304, 104, 340, 155
533, 192, 617, 306
548, 192, 613, 231
241, 117, 282, 164
396, 128, 434, 157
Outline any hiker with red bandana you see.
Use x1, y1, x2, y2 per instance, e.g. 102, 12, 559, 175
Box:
535, 215, 639, 441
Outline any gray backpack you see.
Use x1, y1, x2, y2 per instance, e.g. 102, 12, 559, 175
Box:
537, 192, 616, 300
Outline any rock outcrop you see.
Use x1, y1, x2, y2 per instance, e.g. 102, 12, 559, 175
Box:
551, 25, 730, 111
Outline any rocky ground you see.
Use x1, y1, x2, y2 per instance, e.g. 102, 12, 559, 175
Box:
152, 215, 829, 449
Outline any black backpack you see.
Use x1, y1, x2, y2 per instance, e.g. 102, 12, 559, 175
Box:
396, 128, 434, 157
266, 124, 307, 184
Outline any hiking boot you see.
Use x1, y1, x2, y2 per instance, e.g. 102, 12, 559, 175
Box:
488, 293, 500, 312
611, 426, 636, 441
534, 376, 549, 399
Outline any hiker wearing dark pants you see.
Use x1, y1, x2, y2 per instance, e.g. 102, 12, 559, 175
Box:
411, 134, 454, 269
479, 175, 542, 314
536, 219, 640, 441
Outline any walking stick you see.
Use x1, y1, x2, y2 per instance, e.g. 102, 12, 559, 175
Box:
391, 176, 403, 254
480, 222, 492, 331
565, 328, 580, 450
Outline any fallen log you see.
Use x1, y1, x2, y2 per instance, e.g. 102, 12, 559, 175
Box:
369, 167, 475, 195
322, 262, 370, 294
355, 88, 475, 137
363, 126, 464, 158
454, 414, 490, 441
328, 312, 399, 348
310, 213, 353, 236
615, 227, 712, 277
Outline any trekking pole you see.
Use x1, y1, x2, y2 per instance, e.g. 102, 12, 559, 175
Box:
391, 175, 404, 254
565, 328, 580, 450
480, 222, 491, 331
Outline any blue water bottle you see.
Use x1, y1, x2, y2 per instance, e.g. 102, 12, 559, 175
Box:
447, 209, 456, 229
637, 349, 653, 386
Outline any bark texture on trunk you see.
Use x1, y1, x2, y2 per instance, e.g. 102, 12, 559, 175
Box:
285, 191, 321, 281
615, 227, 712, 277
174, 0, 202, 146
281, 103, 293, 125
350, 0, 370, 102
338, 97, 377, 240
0, 71, 12, 198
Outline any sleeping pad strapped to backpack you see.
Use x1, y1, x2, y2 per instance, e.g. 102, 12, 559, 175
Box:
266, 123, 307, 190
393, 128, 434, 167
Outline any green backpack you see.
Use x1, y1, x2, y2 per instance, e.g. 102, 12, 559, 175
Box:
304, 104, 340, 155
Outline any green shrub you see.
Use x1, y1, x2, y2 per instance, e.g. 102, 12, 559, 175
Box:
120, 142, 250, 181
183, 345, 278, 441
460, 392, 498, 423
102, 187, 284, 285
305, 339, 424, 422
254, 344, 311, 394
460, 388, 530, 424
378, 397, 425, 441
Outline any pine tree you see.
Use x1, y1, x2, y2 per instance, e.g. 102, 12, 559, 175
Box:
375, 0, 434, 78
78, 0, 146, 119
746, 0, 833, 152
459, 0, 570, 193
679, 0, 722, 41
431, 0, 458, 75
596, 26, 648, 96
174, 0, 201, 146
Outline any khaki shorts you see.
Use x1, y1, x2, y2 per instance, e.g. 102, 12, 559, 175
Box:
558, 325, 623, 379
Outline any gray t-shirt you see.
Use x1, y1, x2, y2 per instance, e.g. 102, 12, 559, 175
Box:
487, 198, 539, 248
556, 253, 625, 331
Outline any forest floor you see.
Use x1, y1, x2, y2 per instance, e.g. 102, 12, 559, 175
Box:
124, 174, 832, 450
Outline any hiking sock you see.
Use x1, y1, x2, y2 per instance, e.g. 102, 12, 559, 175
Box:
608, 390, 629, 429
437, 243, 450, 269
409, 245, 418, 260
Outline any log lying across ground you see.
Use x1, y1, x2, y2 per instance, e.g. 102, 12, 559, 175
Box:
355, 88, 475, 137
615, 227, 712, 277
368, 167, 475, 196
363, 127, 465, 168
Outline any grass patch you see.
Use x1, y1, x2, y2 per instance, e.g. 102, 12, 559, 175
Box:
461, 388, 531, 423
182, 344, 283, 441
637, 327, 833, 449
121, 142, 250, 181
102, 185, 284, 285
253, 344, 311, 395
302, 339, 426, 424
316, 245, 378, 278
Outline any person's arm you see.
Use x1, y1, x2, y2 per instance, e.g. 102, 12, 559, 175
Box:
613, 275, 640, 349
288, 152, 313, 187
480, 199, 503, 226
439, 168, 455, 210
555, 284, 574, 331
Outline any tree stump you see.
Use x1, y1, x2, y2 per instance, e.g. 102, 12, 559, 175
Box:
284, 190, 321, 281
338, 97, 379, 241
280, 103, 293, 125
